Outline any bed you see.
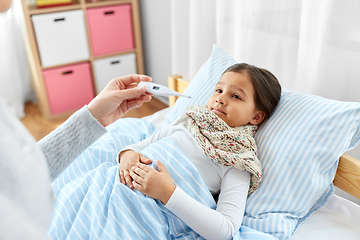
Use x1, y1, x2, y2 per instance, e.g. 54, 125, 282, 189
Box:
49, 45, 360, 240
167, 75, 360, 240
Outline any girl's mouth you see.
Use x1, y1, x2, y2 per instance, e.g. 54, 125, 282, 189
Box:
212, 108, 226, 115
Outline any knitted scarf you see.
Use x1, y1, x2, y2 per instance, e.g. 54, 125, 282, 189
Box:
185, 105, 262, 195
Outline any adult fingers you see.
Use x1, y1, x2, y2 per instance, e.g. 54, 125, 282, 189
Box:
125, 96, 151, 111
120, 74, 152, 87
116, 85, 149, 102
140, 94, 152, 102
125, 99, 143, 112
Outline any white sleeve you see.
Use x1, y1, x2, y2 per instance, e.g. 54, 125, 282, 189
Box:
118, 115, 189, 157
118, 124, 174, 158
165, 168, 250, 240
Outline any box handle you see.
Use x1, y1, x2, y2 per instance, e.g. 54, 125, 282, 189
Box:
62, 70, 73, 75
111, 60, 120, 65
54, 18, 65, 22
104, 11, 114, 15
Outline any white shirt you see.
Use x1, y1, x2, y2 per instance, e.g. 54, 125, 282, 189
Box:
122, 115, 250, 240
0, 99, 106, 240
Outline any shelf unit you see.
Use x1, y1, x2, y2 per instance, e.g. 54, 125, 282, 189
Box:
21, 0, 144, 120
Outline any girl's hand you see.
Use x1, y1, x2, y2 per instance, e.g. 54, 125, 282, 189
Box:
118, 150, 152, 189
130, 160, 176, 204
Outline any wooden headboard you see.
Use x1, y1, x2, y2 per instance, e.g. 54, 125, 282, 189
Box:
168, 74, 360, 200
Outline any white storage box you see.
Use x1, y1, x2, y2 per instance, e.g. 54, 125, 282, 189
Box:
32, 10, 90, 68
93, 53, 137, 93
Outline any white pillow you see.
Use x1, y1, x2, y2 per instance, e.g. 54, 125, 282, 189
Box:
165, 44, 360, 239
164, 44, 236, 124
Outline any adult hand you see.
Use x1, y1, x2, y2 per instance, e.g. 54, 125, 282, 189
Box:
88, 74, 152, 127
0, 0, 12, 12
118, 150, 152, 189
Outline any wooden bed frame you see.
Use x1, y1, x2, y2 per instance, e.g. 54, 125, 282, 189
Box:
168, 74, 360, 200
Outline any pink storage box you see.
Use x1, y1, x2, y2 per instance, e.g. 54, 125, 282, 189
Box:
87, 4, 134, 56
42, 62, 94, 114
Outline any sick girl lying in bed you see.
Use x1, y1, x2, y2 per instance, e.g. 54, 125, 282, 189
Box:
117, 63, 281, 240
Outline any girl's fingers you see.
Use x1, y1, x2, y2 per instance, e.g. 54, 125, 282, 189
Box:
130, 169, 145, 185
119, 169, 134, 189
132, 180, 142, 190
130, 163, 157, 190
119, 170, 125, 184
131, 165, 148, 177
123, 170, 133, 188
136, 162, 153, 172
119, 74, 152, 87
139, 155, 153, 165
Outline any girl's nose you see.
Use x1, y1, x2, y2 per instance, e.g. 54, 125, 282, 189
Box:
216, 96, 225, 105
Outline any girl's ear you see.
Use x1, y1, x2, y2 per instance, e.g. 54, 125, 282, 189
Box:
250, 110, 266, 125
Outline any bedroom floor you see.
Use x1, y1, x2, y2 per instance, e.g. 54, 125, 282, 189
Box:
21, 98, 168, 141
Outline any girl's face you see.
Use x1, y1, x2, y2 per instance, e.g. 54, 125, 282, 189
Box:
207, 71, 265, 127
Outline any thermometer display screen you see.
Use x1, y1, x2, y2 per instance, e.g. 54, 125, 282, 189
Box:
138, 81, 190, 98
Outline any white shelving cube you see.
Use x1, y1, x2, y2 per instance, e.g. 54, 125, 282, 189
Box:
32, 9, 90, 68
93, 53, 137, 93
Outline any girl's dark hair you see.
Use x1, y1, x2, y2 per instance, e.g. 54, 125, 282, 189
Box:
223, 63, 281, 122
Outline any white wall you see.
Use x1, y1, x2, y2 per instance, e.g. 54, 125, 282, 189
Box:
138, 0, 171, 104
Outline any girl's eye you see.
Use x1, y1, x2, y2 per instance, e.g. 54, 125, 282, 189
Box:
216, 89, 222, 93
233, 94, 241, 100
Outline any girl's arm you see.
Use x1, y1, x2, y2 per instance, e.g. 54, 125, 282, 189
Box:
118, 124, 171, 155
131, 163, 250, 240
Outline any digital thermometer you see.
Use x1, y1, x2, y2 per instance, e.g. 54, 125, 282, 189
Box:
138, 82, 191, 98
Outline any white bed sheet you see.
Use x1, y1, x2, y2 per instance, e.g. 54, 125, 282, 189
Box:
292, 194, 360, 240
141, 107, 360, 240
